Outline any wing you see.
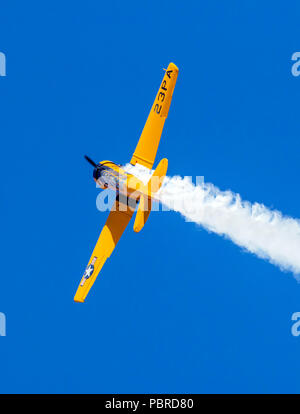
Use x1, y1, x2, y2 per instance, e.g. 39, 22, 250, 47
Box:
130, 62, 179, 169
74, 199, 134, 303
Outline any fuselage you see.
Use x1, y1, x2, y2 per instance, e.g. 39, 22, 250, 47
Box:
93, 160, 146, 199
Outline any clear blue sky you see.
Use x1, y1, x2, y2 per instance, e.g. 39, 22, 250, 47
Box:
1, 1, 300, 393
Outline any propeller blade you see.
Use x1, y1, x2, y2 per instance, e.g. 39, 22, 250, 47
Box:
84, 155, 97, 168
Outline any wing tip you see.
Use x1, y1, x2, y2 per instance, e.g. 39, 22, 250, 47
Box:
74, 295, 85, 303
163, 62, 179, 73
168, 62, 179, 72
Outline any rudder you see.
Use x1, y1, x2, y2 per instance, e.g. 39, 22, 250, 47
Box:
133, 158, 168, 233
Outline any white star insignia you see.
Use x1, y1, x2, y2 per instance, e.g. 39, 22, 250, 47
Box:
84, 266, 93, 278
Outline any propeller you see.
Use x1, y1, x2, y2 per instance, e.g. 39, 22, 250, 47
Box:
84, 155, 97, 168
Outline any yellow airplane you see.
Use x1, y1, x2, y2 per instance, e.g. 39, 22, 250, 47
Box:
74, 62, 179, 303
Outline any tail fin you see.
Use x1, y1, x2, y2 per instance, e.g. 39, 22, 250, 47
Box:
147, 158, 168, 196
133, 158, 168, 233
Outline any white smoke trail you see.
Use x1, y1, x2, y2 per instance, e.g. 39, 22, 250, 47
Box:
125, 163, 300, 277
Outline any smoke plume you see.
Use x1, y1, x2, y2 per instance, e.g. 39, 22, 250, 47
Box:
125, 164, 300, 277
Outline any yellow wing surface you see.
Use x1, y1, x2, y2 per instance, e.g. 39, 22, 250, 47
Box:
76, 63, 178, 302
130, 62, 179, 169
74, 200, 134, 303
